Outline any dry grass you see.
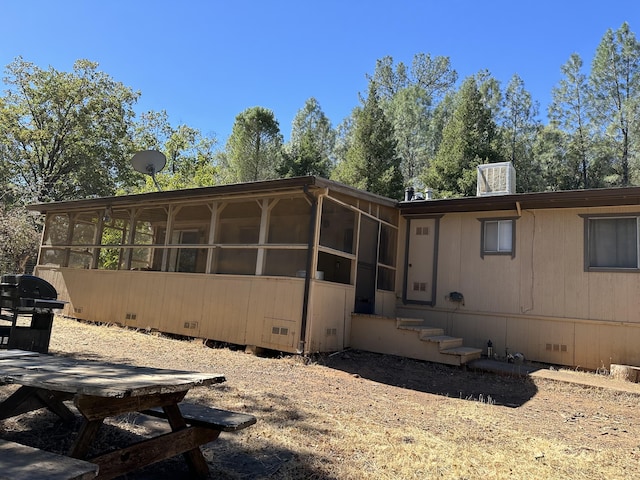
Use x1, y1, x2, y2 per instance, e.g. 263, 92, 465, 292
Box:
2, 317, 640, 479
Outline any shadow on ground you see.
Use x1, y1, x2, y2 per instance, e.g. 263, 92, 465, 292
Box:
320, 349, 538, 408
0, 407, 334, 480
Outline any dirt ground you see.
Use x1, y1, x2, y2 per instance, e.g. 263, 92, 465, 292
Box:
2, 317, 640, 479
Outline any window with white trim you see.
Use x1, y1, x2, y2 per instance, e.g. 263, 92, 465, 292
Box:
585, 216, 639, 270
480, 218, 515, 258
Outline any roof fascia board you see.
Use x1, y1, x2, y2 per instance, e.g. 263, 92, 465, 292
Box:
27, 176, 399, 214
400, 187, 640, 215
27, 176, 320, 213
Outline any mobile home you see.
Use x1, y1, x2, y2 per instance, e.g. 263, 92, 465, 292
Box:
27, 175, 640, 370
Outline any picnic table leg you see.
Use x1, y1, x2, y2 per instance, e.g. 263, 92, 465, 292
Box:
34, 389, 76, 422
0, 386, 74, 421
162, 403, 216, 477
69, 392, 213, 478
0, 385, 37, 419
69, 418, 104, 459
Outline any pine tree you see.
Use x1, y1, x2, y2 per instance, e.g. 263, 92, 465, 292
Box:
423, 76, 502, 197
225, 107, 283, 182
279, 98, 335, 178
500, 74, 543, 192
331, 84, 403, 199
590, 22, 640, 186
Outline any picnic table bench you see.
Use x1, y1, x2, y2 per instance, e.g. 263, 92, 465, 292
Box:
0, 349, 255, 479
142, 401, 257, 431
0, 439, 98, 480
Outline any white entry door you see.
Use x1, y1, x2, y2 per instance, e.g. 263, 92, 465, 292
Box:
404, 218, 438, 304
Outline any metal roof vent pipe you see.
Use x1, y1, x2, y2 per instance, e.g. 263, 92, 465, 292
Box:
404, 187, 415, 202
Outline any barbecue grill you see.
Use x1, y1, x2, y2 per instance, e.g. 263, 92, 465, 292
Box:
0, 274, 65, 353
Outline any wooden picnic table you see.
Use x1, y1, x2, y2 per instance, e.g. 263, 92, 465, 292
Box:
0, 349, 226, 479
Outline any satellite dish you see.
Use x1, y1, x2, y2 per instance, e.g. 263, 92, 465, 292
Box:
131, 150, 166, 191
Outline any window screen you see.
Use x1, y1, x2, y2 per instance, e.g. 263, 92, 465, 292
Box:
588, 217, 638, 269
482, 219, 514, 256
319, 199, 356, 254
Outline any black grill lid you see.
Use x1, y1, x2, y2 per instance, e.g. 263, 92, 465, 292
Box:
1, 274, 58, 300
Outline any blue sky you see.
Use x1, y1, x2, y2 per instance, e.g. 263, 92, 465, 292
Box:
1, 1, 638, 145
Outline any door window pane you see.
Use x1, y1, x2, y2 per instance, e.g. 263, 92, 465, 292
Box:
377, 266, 395, 291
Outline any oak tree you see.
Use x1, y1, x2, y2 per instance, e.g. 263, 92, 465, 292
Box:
0, 57, 139, 203
130, 110, 218, 191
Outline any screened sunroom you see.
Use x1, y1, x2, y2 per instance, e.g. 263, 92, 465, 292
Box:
28, 177, 399, 354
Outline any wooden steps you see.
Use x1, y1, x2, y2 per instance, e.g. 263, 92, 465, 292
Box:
350, 314, 483, 367
424, 334, 462, 350
396, 317, 427, 329
442, 346, 485, 360
397, 318, 445, 338
397, 317, 482, 366
417, 328, 447, 340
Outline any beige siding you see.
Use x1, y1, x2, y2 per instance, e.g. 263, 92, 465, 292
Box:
375, 290, 396, 318
409, 206, 640, 322
200, 277, 253, 345
350, 314, 434, 359
575, 322, 640, 369
244, 277, 304, 350
437, 215, 462, 301
38, 267, 307, 353
562, 212, 589, 319
397, 205, 640, 370
158, 276, 205, 336
308, 281, 354, 352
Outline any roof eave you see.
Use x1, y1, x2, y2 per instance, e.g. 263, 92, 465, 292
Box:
399, 187, 640, 215
26, 176, 398, 213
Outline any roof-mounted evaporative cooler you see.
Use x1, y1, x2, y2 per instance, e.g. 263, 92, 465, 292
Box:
477, 162, 516, 196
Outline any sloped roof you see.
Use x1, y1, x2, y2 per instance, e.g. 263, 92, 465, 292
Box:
400, 187, 640, 215
26, 175, 640, 216
26, 176, 398, 213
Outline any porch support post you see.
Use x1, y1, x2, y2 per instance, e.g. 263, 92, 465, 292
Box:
299, 186, 319, 354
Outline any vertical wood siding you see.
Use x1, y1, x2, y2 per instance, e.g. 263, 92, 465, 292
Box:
397, 205, 640, 370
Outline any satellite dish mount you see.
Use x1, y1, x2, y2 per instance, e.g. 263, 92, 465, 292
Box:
131, 150, 166, 191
